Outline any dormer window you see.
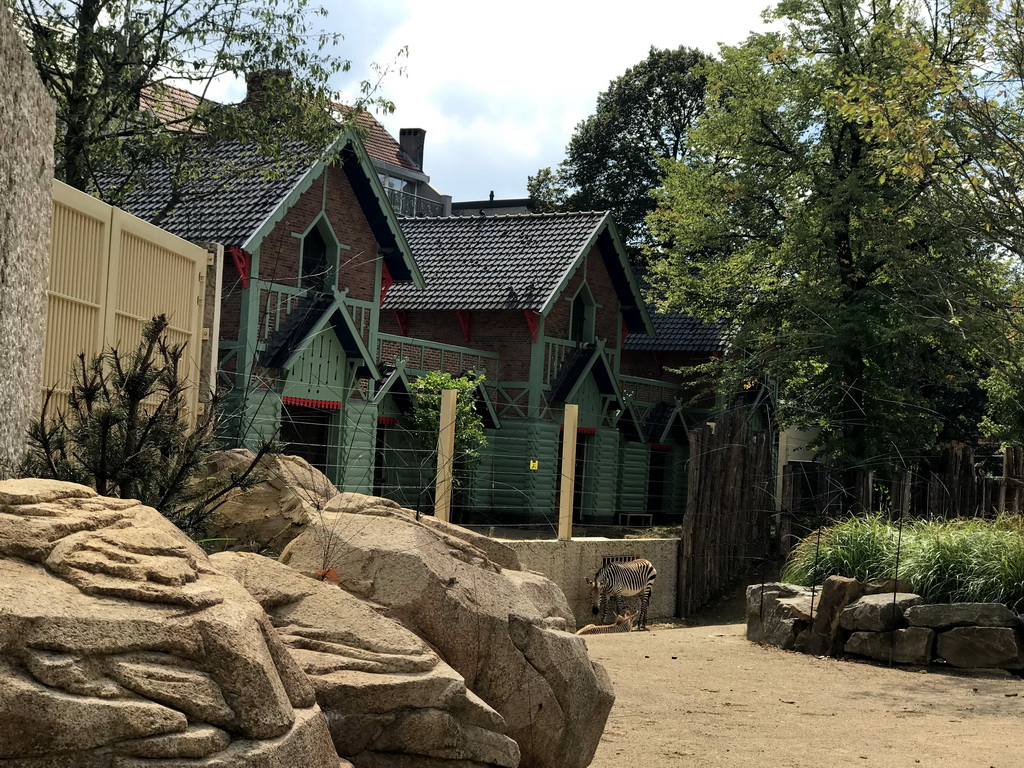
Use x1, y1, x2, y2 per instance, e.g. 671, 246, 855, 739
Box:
569, 283, 596, 342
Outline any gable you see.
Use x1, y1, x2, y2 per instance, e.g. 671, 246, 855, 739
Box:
281, 326, 349, 403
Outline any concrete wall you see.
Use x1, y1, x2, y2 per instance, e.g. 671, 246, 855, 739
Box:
0, 8, 54, 477
502, 537, 679, 628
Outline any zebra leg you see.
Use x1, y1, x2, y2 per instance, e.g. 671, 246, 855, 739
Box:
639, 588, 651, 630
615, 594, 624, 621
600, 593, 609, 624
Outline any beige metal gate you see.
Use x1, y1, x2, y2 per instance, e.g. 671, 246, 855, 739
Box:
44, 180, 209, 423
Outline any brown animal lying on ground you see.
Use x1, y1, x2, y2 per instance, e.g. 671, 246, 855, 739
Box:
576, 610, 635, 635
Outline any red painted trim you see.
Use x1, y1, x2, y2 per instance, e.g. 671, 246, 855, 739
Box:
653, 350, 664, 370
559, 425, 597, 435
394, 310, 409, 337
523, 310, 539, 342
651, 443, 673, 452
377, 416, 398, 426
282, 396, 342, 410
226, 246, 251, 289
711, 351, 723, 359
621, 325, 629, 348
380, 262, 394, 306
456, 310, 472, 342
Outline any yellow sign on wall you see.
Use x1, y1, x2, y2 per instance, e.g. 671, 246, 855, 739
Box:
529, 460, 539, 470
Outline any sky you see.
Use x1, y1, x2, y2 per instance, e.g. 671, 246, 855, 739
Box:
209, 0, 777, 202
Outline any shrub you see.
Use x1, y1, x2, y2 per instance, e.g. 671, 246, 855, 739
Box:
782, 514, 1024, 609
406, 370, 487, 471
22, 315, 269, 537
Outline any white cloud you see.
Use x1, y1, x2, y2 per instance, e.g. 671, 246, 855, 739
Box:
331, 0, 775, 200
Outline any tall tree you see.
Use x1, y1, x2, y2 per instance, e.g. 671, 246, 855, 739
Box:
10, 0, 397, 204
649, 0, 1021, 475
529, 45, 710, 261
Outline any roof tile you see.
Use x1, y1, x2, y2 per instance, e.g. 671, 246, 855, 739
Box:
385, 212, 607, 312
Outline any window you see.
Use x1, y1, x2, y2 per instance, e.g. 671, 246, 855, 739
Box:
299, 217, 341, 292
569, 284, 596, 342
301, 227, 328, 290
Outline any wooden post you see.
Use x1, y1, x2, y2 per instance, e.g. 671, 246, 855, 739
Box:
435, 389, 457, 523
558, 404, 579, 541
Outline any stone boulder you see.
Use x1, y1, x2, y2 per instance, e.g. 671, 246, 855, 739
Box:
213, 551, 520, 768
746, 582, 816, 649
198, 449, 340, 553
802, 577, 917, 656
840, 593, 923, 632
906, 603, 1023, 630
936, 627, 1024, 669
0, 478, 344, 768
278, 498, 613, 768
844, 627, 935, 665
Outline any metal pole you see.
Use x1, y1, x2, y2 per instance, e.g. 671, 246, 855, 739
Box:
558, 403, 579, 540
435, 389, 457, 522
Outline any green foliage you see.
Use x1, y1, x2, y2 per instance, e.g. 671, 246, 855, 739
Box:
406, 371, 487, 472
22, 315, 268, 537
782, 515, 1024, 608
532, 45, 711, 260
649, 0, 1023, 471
11, 0, 403, 206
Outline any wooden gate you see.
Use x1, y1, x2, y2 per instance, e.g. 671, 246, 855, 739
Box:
677, 408, 774, 617
44, 181, 209, 423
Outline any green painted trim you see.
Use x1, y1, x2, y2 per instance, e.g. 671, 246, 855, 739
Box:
236, 245, 262, 390
603, 216, 656, 337
371, 361, 412, 406
242, 127, 424, 290
346, 136, 425, 289
243, 164, 326, 253
376, 333, 500, 360
564, 342, 624, 407
279, 296, 381, 380
537, 214, 654, 337
295, 212, 348, 290
475, 380, 502, 429
527, 313, 546, 418
369, 253, 382, 376
537, 216, 604, 319
263, 282, 306, 298
653, 405, 690, 444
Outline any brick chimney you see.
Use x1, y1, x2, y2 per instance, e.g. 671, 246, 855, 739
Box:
243, 69, 293, 108
399, 128, 426, 171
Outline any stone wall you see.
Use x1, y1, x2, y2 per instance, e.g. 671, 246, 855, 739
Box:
748, 578, 1024, 670
0, 7, 54, 477
503, 537, 679, 627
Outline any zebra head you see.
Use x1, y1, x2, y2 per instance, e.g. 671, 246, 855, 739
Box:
585, 574, 609, 615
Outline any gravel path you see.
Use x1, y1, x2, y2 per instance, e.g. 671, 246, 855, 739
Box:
584, 589, 1024, 768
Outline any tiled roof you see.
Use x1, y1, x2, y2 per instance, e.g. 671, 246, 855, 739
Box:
116, 138, 316, 246
140, 84, 207, 131
384, 212, 607, 312
334, 104, 418, 172
624, 312, 724, 354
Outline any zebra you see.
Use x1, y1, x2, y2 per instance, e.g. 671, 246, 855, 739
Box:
576, 610, 635, 635
586, 558, 657, 630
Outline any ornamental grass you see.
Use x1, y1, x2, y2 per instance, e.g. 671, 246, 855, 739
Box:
781, 514, 1024, 610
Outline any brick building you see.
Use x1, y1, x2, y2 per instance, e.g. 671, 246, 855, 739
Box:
121, 86, 725, 528
376, 212, 722, 528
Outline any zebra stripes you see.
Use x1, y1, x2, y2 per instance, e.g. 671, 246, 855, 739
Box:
576, 610, 635, 635
586, 558, 657, 630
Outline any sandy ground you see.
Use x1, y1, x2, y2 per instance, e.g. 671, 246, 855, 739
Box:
585, 586, 1024, 768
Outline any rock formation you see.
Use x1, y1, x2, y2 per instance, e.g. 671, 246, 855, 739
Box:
277, 494, 615, 768
213, 550, 521, 768
0, 478, 344, 767
198, 450, 334, 553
